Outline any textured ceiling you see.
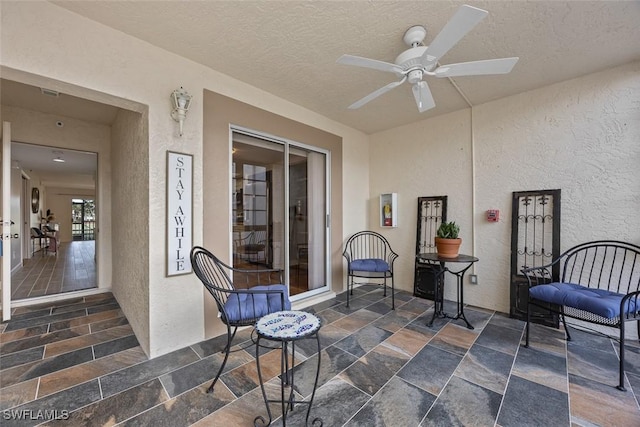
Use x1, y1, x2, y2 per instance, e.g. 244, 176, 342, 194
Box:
30, 1, 640, 133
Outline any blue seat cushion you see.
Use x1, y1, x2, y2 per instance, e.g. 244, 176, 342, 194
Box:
223, 284, 291, 323
350, 258, 390, 273
529, 282, 637, 319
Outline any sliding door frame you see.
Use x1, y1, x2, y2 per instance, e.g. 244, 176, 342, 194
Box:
229, 125, 331, 301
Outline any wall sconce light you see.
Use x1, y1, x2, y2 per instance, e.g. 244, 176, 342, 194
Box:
171, 87, 192, 137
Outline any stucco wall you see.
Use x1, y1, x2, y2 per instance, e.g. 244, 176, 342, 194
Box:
110, 108, 151, 355
370, 61, 640, 313
370, 109, 473, 304
1, 1, 369, 357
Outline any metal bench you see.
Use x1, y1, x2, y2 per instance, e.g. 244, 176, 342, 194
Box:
522, 240, 640, 390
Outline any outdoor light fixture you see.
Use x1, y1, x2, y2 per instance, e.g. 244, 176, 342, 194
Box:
52, 150, 65, 163
171, 87, 192, 136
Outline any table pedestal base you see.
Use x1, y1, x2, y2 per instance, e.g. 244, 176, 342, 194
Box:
418, 254, 478, 330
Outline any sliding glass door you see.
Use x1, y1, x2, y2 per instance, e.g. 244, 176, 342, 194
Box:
231, 129, 328, 298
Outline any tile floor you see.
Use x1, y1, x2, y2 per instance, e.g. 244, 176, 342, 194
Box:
11, 241, 97, 300
1, 285, 640, 426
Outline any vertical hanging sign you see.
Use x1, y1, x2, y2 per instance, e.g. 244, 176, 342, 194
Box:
166, 151, 193, 276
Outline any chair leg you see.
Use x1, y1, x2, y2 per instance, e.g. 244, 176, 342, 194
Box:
346, 275, 351, 308
383, 277, 387, 297
207, 325, 237, 393
560, 308, 572, 341
391, 275, 395, 310
618, 321, 627, 391
524, 301, 531, 348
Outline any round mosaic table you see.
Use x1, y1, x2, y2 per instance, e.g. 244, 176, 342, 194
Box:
253, 310, 323, 427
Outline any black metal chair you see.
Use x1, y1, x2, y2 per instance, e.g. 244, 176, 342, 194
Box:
235, 230, 267, 264
342, 231, 399, 310
522, 240, 640, 391
190, 246, 291, 394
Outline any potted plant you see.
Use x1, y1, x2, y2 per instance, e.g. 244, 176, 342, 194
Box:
435, 221, 461, 258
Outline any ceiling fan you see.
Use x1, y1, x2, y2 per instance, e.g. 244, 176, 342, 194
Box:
337, 4, 519, 113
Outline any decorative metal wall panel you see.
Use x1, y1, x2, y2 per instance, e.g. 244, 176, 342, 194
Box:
416, 197, 447, 254
510, 189, 561, 325
414, 196, 447, 300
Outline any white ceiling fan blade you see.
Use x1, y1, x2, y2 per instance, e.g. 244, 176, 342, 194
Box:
412, 81, 435, 113
348, 78, 406, 110
420, 5, 488, 68
337, 54, 404, 75
435, 57, 519, 78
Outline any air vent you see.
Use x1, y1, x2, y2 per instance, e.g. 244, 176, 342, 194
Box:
41, 88, 60, 97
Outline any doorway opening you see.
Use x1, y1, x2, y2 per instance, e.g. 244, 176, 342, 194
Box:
10, 142, 98, 299
72, 199, 95, 241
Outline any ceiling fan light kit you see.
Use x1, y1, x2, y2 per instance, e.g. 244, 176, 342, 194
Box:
337, 4, 519, 113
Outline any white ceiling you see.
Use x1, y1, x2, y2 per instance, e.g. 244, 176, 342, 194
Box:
45, 0, 640, 134
12, 142, 97, 176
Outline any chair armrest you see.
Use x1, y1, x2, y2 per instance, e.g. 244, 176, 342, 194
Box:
387, 250, 399, 271
521, 257, 561, 287
621, 290, 640, 319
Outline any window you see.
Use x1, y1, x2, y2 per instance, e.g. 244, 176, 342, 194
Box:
71, 199, 95, 241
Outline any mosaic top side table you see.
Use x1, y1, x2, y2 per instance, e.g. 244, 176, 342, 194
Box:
254, 310, 323, 427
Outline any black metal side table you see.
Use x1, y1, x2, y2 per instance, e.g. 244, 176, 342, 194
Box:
416, 253, 479, 329
254, 310, 323, 427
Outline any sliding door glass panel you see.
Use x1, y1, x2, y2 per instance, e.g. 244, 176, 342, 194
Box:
289, 147, 326, 295
232, 137, 284, 272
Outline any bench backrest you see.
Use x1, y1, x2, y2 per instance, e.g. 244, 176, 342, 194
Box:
561, 240, 640, 294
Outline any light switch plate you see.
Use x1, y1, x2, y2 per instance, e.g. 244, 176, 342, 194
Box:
469, 274, 478, 285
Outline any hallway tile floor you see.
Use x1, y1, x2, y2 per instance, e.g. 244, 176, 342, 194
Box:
11, 241, 96, 300
1, 286, 640, 426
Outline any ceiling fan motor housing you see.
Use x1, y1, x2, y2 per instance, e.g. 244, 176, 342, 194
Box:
395, 46, 435, 72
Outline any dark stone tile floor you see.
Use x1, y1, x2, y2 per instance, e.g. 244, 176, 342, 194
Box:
2, 286, 640, 426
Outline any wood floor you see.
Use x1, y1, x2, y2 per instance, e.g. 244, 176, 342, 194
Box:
11, 241, 96, 300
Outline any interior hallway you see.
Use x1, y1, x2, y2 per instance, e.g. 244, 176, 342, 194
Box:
1, 286, 639, 426
10, 241, 96, 300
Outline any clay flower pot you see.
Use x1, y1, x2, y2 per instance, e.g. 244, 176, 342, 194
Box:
435, 237, 462, 258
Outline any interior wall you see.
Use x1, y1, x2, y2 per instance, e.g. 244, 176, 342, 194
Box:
370, 60, 640, 313
45, 187, 95, 243
202, 90, 344, 338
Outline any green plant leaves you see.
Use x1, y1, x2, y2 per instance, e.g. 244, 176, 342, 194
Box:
437, 221, 460, 239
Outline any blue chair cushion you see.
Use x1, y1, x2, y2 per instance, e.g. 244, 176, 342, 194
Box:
529, 282, 637, 319
350, 258, 390, 273
223, 284, 291, 323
